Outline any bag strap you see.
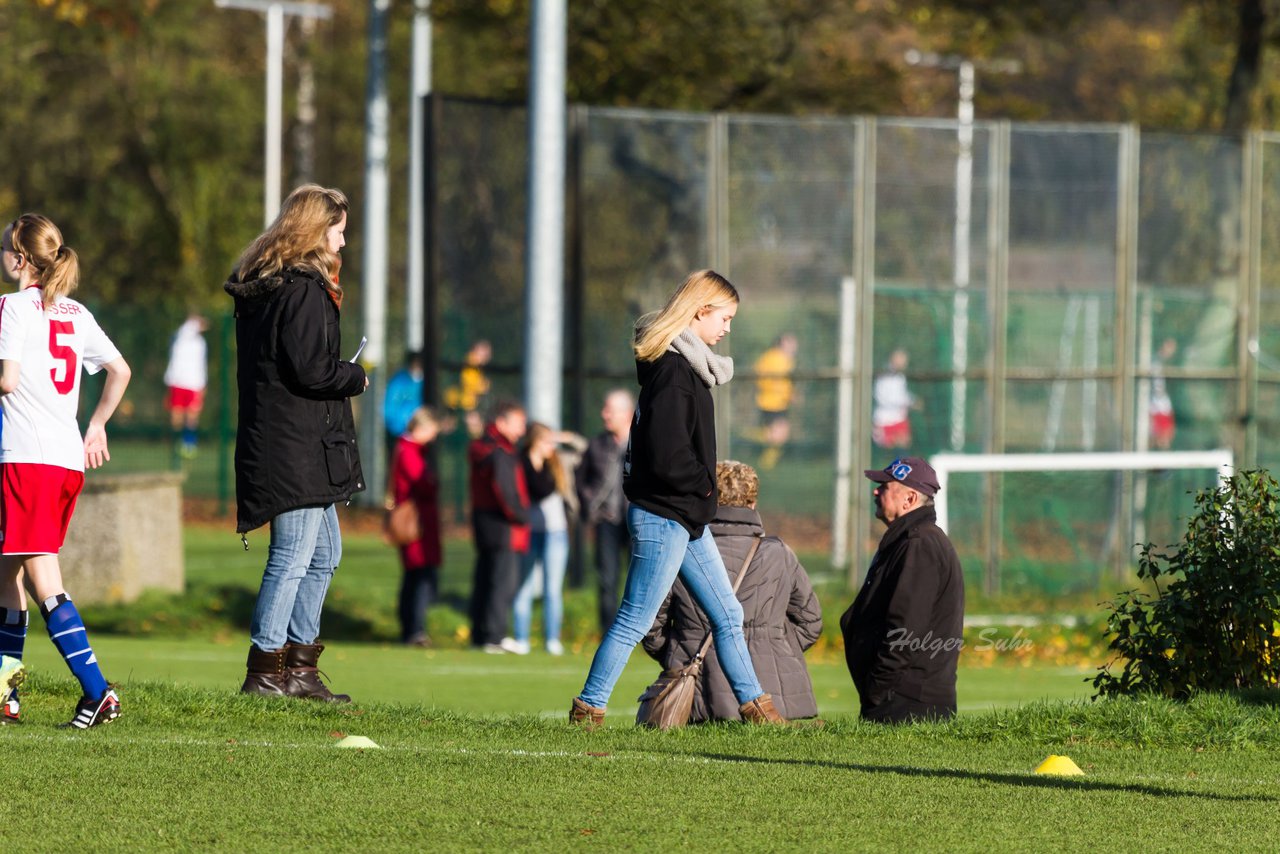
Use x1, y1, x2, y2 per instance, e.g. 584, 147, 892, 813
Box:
692, 535, 761, 663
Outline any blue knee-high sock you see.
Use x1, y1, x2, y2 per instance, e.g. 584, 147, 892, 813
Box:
0, 607, 27, 701
42, 595, 108, 700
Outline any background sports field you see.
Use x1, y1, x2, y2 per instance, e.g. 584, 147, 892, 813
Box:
7, 517, 1279, 850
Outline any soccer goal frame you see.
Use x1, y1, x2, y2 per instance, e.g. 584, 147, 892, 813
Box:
928, 449, 1235, 535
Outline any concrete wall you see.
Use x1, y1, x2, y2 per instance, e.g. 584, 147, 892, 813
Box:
60, 472, 185, 604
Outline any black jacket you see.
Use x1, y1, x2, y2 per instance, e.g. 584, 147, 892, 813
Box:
642, 506, 823, 721
577, 431, 627, 525
623, 351, 717, 538
840, 506, 964, 711
225, 266, 366, 533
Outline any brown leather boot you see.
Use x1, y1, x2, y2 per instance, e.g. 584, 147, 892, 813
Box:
241, 645, 289, 696
569, 697, 605, 728
283, 642, 351, 703
739, 693, 786, 725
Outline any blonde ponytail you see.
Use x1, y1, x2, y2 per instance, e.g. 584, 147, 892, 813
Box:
6, 214, 79, 308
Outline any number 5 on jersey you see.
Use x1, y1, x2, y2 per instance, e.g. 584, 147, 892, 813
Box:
49, 320, 78, 395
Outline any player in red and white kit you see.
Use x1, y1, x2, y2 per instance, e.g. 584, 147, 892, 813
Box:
0, 214, 131, 728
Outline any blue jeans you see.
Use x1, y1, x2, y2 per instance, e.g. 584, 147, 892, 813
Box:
513, 529, 569, 644
250, 504, 341, 651
578, 505, 764, 709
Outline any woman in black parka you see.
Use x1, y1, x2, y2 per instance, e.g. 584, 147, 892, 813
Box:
224, 184, 367, 702
642, 461, 823, 721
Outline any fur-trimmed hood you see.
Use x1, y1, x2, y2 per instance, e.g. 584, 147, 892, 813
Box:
223, 270, 287, 305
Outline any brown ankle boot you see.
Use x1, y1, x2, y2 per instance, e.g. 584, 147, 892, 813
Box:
739, 693, 786, 724
283, 642, 351, 703
569, 697, 605, 728
241, 645, 289, 696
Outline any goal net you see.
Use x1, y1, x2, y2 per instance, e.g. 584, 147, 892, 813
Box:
929, 450, 1234, 595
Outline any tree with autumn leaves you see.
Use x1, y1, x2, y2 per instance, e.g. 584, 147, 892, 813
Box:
2, 0, 1279, 313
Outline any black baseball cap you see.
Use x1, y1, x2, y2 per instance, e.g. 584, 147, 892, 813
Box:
864, 456, 940, 497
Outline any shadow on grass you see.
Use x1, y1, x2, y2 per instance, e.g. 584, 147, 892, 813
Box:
690, 753, 1277, 802
1235, 687, 1280, 708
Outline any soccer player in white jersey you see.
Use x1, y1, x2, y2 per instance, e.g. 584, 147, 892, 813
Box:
0, 214, 131, 728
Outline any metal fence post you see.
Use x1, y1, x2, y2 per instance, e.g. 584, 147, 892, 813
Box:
566, 103, 587, 589
217, 312, 236, 516
1241, 131, 1263, 468
423, 92, 442, 410
984, 121, 1011, 596
1115, 123, 1140, 578
708, 112, 733, 458
849, 116, 877, 591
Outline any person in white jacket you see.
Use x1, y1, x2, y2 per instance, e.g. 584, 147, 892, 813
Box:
872, 348, 917, 449
164, 313, 208, 458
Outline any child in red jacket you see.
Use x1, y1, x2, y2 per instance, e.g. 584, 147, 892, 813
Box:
390, 407, 444, 646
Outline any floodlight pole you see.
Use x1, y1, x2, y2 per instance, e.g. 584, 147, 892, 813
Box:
523, 0, 568, 427
905, 50, 1020, 452
407, 0, 432, 352
360, 0, 393, 504
214, 0, 333, 226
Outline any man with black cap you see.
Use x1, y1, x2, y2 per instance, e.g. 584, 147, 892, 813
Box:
840, 456, 964, 723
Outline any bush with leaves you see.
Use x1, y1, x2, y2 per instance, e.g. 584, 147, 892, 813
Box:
1094, 470, 1280, 699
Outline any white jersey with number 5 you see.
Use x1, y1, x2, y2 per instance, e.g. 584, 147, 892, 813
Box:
0, 286, 121, 472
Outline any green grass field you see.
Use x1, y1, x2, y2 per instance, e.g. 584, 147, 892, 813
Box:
5, 522, 1276, 850
5, 674, 1278, 850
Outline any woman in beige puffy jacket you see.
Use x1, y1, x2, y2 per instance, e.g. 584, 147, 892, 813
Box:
642, 460, 823, 721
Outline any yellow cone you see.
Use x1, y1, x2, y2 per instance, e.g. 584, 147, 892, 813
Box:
1034, 755, 1084, 776
334, 735, 382, 750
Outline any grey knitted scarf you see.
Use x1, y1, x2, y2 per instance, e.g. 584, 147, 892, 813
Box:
670, 327, 734, 387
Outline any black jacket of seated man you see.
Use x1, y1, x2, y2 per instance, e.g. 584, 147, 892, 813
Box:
840, 502, 964, 724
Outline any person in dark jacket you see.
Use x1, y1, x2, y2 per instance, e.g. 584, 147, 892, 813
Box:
575, 388, 634, 632
840, 456, 964, 723
389, 406, 444, 646
572, 270, 783, 727
224, 184, 367, 703
643, 461, 822, 721
510, 421, 584, 656
468, 399, 529, 653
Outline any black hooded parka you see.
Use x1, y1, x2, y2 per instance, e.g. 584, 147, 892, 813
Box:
225, 266, 366, 533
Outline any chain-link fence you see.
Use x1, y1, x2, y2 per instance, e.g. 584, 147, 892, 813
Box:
422, 98, 1280, 596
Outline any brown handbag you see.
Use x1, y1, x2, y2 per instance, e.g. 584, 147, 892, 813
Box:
385, 500, 421, 546
635, 537, 761, 730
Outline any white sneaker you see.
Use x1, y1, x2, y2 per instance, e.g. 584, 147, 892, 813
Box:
501, 637, 530, 655
546, 640, 564, 656
481, 643, 507, 654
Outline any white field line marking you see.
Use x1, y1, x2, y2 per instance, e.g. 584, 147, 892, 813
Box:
5, 732, 1275, 786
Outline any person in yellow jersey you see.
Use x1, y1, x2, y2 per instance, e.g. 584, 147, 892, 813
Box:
753, 333, 797, 470
445, 339, 492, 438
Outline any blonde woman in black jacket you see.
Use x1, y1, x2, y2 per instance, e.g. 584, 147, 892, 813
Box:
643, 461, 822, 721
225, 184, 367, 703
571, 270, 783, 727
